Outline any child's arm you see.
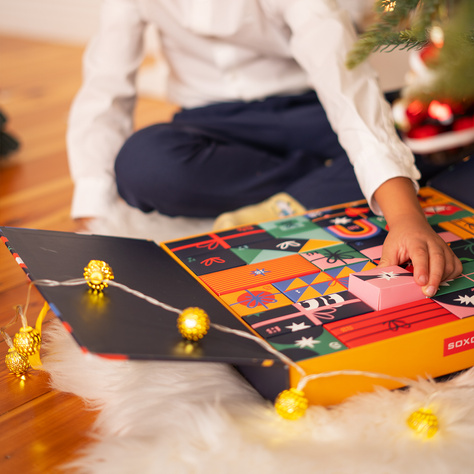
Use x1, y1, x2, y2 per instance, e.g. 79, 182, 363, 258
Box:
374, 177, 462, 297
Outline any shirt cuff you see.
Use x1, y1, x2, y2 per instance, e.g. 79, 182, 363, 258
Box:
70, 177, 118, 219
354, 148, 421, 216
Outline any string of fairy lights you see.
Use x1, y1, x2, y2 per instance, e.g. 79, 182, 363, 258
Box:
2, 259, 472, 437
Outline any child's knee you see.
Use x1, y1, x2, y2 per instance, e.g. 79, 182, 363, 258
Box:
114, 124, 211, 214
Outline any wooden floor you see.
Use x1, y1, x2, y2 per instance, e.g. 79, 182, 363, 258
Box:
0, 35, 177, 473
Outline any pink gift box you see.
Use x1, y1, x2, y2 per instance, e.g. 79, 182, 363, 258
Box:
348, 265, 425, 310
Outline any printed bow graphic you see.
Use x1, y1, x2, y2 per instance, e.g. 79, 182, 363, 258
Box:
311, 307, 337, 322
276, 241, 301, 250
197, 241, 221, 250
384, 318, 411, 331
200, 257, 226, 266
318, 248, 359, 265
237, 290, 277, 309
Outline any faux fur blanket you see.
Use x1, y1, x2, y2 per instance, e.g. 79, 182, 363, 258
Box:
40, 200, 474, 474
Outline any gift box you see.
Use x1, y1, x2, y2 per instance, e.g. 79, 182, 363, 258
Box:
166, 226, 269, 259
259, 215, 341, 243
433, 290, 474, 319
219, 284, 292, 317
348, 265, 425, 310
271, 265, 360, 303
323, 217, 384, 242
449, 238, 474, 263
417, 187, 452, 206
325, 299, 458, 348
200, 253, 319, 296
242, 290, 374, 340
181, 249, 247, 275
266, 325, 347, 362
421, 203, 473, 226
301, 243, 371, 270
435, 261, 474, 296
307, 203, 375, 225
229, 237, 337, 264
440, 216, 474, 239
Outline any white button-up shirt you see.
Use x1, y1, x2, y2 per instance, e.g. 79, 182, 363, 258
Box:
67, 0, 420, 218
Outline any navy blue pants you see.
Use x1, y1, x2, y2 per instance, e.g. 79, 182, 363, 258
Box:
115, 91, 473, 217
115, 92, 366, 217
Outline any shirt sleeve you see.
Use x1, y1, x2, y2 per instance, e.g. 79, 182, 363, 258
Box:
265, 0, 421, 214
67, 0, 146, 219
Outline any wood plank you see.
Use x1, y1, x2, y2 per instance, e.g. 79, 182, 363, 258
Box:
0, 390, 97, 474
0, 33, 181, 472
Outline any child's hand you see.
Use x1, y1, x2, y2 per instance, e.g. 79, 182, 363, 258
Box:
374, 177, 462, 297
378, 212, 462, 297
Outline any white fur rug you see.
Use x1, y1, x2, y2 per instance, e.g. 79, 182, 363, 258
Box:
41, 200, 474, 473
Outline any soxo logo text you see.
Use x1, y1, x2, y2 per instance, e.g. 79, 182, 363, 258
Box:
444, 331, 474, 356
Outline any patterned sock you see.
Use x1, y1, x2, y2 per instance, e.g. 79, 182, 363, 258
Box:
212, 193, 307, 231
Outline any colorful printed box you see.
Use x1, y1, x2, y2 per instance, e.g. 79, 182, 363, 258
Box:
271, 264, 360, 302
271, 261, 377, 303
322, 217, 384, 242
243, 304, 329, 339
307, 203, 375, 224
259, 215, 341, 243
449, 238, 474, 264
242, 290, 374, 339
433, 290, 474, 319
266, 325, 347, 362
229, 237, 336, 265
294, 290, 374, 320
421, 202, 473, 226
347, 233, 386, 262
417, 187, 452, 206
325, 299, 458, 348
439, 216, 474, 239
182, 249, 247, 275
219, 284, 292, 317
348, 265, 425, 310
435, 261, 474, 296
200, 253, 319, 296
301, 243, 371, 270
166, 226, 269, 258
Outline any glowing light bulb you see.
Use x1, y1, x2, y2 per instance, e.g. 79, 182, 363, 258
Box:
177, 307, 210, 341
84, 260, 114, 292
407, 407, 439, 439
275, 388, 309, 420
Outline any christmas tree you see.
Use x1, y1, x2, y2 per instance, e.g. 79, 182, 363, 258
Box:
347, 0, 474, 164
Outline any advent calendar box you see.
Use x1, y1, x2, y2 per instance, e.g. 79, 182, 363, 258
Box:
2, 187, 474, 406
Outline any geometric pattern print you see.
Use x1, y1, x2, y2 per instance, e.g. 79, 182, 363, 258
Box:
272, 261, 377, 303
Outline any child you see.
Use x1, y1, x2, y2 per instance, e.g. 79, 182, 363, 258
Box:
67, 0, 462, 296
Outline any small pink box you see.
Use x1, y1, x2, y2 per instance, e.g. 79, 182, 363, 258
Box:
348, 265, 425, 310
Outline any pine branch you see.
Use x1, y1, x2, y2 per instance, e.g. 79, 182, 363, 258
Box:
346, 0, 446, 69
